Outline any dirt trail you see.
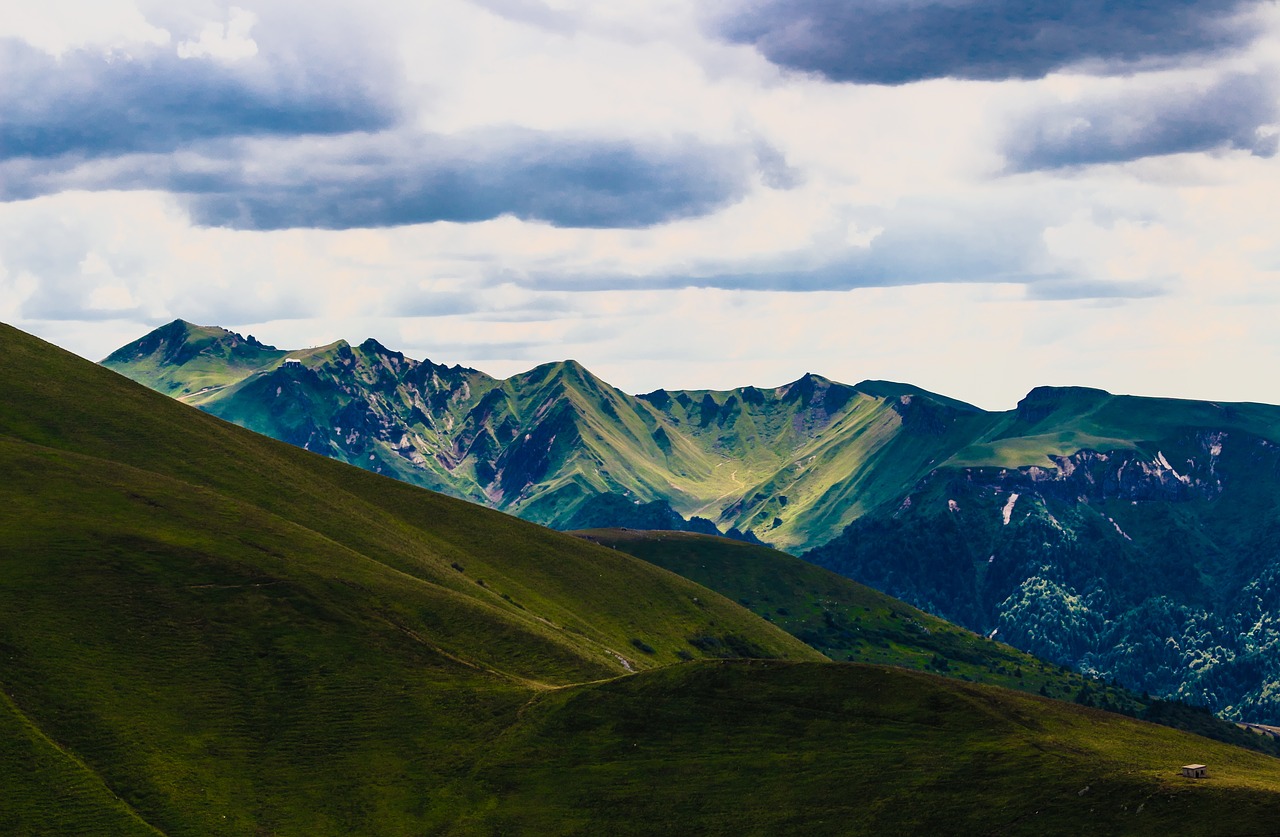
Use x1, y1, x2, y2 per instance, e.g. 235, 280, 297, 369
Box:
177, 383, 234, 402
692, 463, 748, 518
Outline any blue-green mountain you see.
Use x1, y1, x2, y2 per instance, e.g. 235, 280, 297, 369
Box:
103, 320, 991, 549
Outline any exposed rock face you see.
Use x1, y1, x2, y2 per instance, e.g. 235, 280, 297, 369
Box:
962, 434, 1228, 503
808, 431, 1280, 724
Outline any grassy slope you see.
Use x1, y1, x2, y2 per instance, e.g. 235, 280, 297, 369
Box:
485, 360, 725, 525
460, 662, 1280, 836
0, 322, 822, 832
717, 393, 997, 550
0, 689, 161, 836
102, 320, 287, 398
10, 323, 816, 677
948, 388, 1280, 468
5, 321, 1280, 833
573, 529, 1138, 706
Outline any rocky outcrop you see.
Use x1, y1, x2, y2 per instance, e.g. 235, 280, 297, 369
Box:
960, 434, 1228, 503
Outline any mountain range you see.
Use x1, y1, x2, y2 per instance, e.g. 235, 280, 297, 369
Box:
103, 320, 1280, 724
103, 319, 989, 550
9, 318, 1280, 832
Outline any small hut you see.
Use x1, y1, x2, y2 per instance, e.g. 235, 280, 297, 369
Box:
1181, 764, 1208, 779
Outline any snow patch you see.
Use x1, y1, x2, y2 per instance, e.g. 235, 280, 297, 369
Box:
1155, 450, 1190, 483
1108, 517, 1133, 541
1001, 492, 1020, 525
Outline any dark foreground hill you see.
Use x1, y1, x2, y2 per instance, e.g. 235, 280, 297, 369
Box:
4, 320, 1280, 833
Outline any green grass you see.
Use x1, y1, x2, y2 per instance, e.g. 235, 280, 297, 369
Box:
0, 689, 161, 836
573, 529, 1141, 706
102, 319, 287, 398
947, 431, 1140, 468
458, 662, 1280, 836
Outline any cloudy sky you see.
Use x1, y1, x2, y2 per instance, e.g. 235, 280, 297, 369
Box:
2, 0, 1279, 408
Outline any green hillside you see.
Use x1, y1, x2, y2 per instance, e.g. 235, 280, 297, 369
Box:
7, 319, 1280, 832
103, 319, 288, 398
462, 661, 1280, 836
945, 386, 1280, 469
8, 327, 818, 681
573, 528, 1138, 705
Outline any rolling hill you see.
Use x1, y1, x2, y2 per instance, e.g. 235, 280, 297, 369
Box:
573, 529, 1140, 702
573, 528, 1280, 755
7, 319, 1280, 832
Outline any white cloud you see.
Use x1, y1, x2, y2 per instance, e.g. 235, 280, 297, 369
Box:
176, 6, 258, 61
0, 0, 170, 55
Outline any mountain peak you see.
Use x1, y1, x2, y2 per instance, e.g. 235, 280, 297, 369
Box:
162, 317, 199, 333
853, 380, 983, 413
358, 337, 402, 358
1014, 386, 1113, 425
779, 372, 839, 405
520, 358, 600, 388
1021, 385, 1112, 400
103, 319, 280, 365
1018, 385, 1111, 408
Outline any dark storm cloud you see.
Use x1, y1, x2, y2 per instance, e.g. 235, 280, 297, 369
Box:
0, 20, 769, 231
0, 39, 397, 160
1006, 73, 1280, 170
185, 134, 757, 230
1, 130, 760, 230
706, 0, 1259, 84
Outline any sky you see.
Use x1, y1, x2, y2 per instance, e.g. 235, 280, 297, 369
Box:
2, 0, 1279, 410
